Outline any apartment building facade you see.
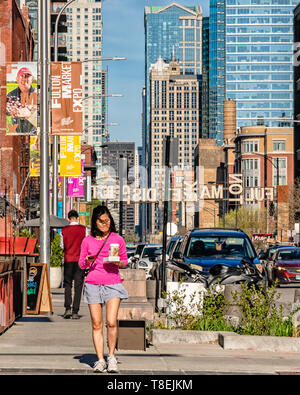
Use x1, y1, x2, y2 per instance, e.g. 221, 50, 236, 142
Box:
149, 57, 201, 233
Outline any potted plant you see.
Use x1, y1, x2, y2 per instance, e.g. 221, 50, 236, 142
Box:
50, 233, 64, 288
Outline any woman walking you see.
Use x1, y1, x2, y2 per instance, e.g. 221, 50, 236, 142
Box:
78, 205, 128, 373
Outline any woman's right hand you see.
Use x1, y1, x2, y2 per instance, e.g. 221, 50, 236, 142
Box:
86, 255, 96, 264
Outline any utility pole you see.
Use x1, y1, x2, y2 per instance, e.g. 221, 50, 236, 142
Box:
53, 0, 76, 217
161, 135, 171, 297
118, 155, 127, 237
39, 0, 50, 266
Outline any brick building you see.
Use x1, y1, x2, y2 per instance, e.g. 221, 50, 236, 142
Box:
0, 0, 35, 237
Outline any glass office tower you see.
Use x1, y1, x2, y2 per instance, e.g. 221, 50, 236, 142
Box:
209, 0, 225, 143
209, 0, 297, 144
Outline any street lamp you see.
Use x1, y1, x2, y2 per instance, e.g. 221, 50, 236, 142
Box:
82, 57, 126, 62
52, 0, 76, 217
40, 0, 50, 265
52, 1, 125, 217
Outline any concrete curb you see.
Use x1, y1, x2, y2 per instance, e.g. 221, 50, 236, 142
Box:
152, 329, 300, 352
152, 329, 238, 345
220, 333, 300, 353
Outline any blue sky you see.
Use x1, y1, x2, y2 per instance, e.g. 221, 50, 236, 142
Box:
102, 0, 209, 147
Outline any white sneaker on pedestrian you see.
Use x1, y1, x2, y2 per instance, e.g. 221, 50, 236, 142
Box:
107, 355, 118, 373
93, 359, 107, 373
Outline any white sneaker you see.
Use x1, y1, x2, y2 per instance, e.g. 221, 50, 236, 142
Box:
93, 359, 107, 373
107, 355, 118, 373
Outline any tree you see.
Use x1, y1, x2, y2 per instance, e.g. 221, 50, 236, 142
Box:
222, 206, 267, 237
288, 177, 300, 228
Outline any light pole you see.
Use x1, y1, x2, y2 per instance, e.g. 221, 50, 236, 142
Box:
52, 4, 126, 217
40, 0, 50, 265
53, 0, 76, 217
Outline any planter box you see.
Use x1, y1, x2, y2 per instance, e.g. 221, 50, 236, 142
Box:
151, 329, 300, 352
50, 267, 62, 289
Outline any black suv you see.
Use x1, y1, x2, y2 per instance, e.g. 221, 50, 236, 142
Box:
172, 228, 262, 275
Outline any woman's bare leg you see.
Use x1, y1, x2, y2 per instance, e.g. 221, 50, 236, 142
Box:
106, 297, 120, 355
88, 303, 104, 360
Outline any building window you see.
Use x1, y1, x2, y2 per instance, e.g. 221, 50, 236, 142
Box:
169, 92, 174, 109
162, 81, 167, 109
242, 158, 258, 171
184, 92, 189, 109
154, 81, 159, 109
242, 140, 259, 153
273, 140, 285, 151
273, 157, 287, 186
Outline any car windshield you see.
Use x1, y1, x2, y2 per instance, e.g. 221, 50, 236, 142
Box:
142, 247, 160, 258
135, 244, 145, 256
167, 240, 177, 255
277, 249, 300, 260
186, 235, 255, 260
267, 246, 285, 258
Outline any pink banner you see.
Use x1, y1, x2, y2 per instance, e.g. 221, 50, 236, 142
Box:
68, 161, 85, 197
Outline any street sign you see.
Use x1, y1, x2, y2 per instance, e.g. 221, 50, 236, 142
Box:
79, 212, 89, 216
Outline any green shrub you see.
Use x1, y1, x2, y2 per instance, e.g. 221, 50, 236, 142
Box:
232, 283, 294, 337
159, 282, 296, 337
50, 234, 63, 267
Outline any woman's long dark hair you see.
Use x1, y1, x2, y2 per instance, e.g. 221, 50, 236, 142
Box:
91, 205, 117, 238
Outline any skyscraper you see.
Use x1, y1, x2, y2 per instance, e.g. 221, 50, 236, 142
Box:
149, 57, 200, 232
144, 3, 202, 168
144, 3, 202, 234
209, 0, 297, 144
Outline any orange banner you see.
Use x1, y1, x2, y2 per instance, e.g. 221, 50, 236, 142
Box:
51, 62, 83, 135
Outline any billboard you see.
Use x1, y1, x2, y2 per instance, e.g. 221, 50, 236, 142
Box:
51, 62, 83, 135
60, 135, 81, 177
6, 62, 38, 135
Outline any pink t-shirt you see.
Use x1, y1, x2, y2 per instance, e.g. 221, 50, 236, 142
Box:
78, 232, 128, 285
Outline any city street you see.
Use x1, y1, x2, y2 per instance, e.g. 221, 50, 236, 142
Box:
0, 286, 300, 378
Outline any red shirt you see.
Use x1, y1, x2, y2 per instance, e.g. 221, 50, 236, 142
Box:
62, 224, 86, 262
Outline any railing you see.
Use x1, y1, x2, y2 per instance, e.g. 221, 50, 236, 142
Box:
0, 259, 23, 335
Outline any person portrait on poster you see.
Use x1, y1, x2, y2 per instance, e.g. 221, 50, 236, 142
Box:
6, 62, 37, 135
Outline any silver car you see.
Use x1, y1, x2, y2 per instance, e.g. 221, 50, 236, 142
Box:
136, 244, 162, 279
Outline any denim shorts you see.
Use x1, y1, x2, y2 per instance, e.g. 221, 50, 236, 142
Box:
83, 282, 128, 305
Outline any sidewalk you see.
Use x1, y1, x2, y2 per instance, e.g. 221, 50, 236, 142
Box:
0, 288, 300, 375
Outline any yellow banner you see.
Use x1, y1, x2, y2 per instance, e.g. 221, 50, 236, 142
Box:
29, 136, 40, 177
60, 135, 81, 177
29, 137, 52, 177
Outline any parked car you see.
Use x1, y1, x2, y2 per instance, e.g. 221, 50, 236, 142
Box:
166, 236, 185, 281
135, 244, 162, 279
126, 245, 136, 268
154, 236, 185, 281
259, 244, 291, 285
171, 228, 265, 280
129, 243, 146, 268
270, 247, 300, 286
166, 235, 180, 258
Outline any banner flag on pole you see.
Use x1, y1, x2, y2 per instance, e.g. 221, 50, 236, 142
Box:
51, 62, 83, 135
60, 135, 81, 177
